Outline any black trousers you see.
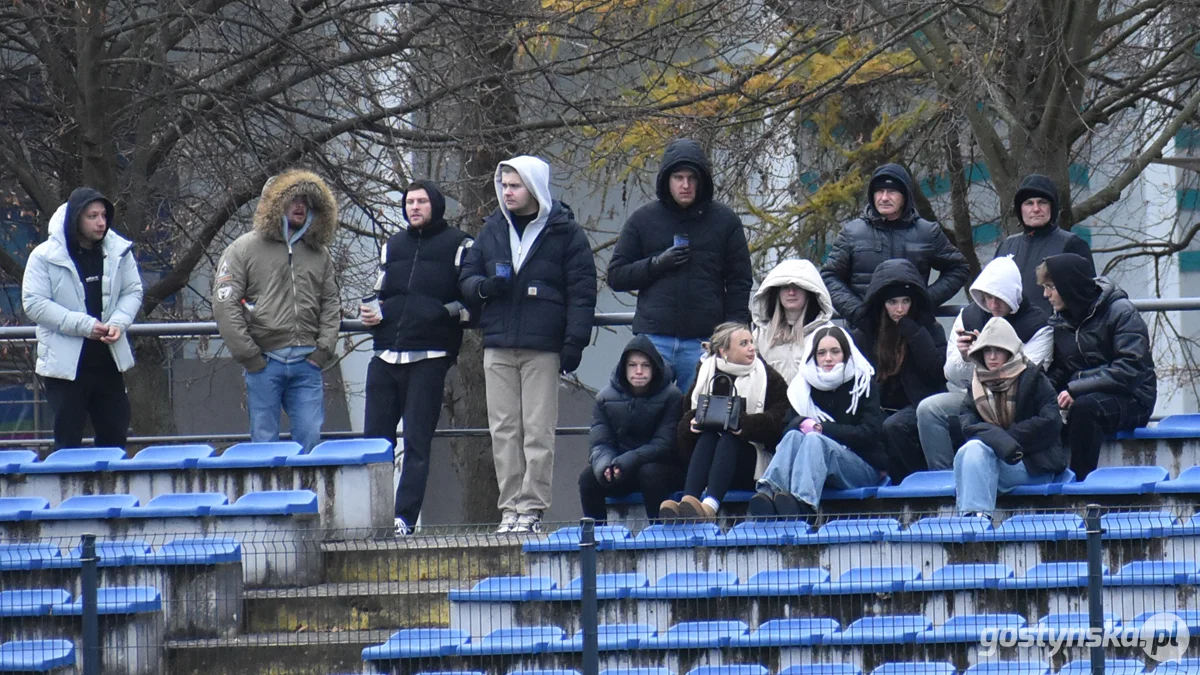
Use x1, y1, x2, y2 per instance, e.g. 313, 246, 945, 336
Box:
883, 405, 926, 483
363, 356, 452, 527
578, 462, 686, 522
1065, 392, 1152, 480
42, 364, 130, 450
683, 431, 757, 502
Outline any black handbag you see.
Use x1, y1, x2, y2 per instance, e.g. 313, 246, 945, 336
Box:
694, 372, 746, 432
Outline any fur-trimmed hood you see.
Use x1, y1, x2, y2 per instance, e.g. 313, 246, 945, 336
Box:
252, 169, 339, 247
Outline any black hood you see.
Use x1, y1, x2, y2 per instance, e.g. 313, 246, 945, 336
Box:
861, 258, 934, 327
402, 180, 447, 233
1043, 252, 1101, 323
655, 138, 714, 210
1013, 174, 1060, 230
65, 186, 114, 252
613, 334, 673, 394
864, 163, 918, 224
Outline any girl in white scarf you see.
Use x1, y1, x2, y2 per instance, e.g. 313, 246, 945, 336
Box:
751, 325, 888, 518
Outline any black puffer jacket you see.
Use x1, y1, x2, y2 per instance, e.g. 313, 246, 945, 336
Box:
607, 139, 753, 338
851, 259, 948, 408
821, 163, 969, 326
996, 174, 1095, 316
960, 365, 1067, 476
677, 358, 791, 459
588, 335, 684, 482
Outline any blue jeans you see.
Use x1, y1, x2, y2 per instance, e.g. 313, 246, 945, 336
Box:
757, 430, 880, 510
245, 358, 325, 452
645, 335, 705, 395
953, 439, 1051, 515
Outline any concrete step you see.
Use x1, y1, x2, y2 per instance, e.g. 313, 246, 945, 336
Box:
321, 534, 527, 583
166, 628, 392, 675
243, 580, 457, 633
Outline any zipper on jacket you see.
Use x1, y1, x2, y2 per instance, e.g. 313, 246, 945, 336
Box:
393, 236, 423, 347
288, 242, 300, 346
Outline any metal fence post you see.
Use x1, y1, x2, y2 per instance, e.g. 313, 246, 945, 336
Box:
80, 533, 100, 675
1085, 504, 1105, 675
580, 517, 599, 675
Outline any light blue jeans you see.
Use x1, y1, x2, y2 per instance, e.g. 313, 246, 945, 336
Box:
757, 430, 880, 510
245, 358, 325, 452
953, 439, 1052, 514
646, 334, 706, 395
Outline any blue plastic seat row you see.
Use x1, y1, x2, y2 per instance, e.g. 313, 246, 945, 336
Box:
0, 639, 76, 671
0, 490, 317, 522
0, 587, 160, 616
0, 537, 241, 571
402, 665, 1063, 675
0, 439, 391, 475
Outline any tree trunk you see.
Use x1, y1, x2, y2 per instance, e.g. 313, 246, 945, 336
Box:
945, 132, 982, 281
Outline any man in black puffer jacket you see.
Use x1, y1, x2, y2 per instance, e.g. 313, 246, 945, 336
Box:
821, 163, 969, 327
1039, 253, 1156, 479
361, 180, 473, 536
608, 139, 753, 396
579, 336, 684, 522
996, 174, 1094, 315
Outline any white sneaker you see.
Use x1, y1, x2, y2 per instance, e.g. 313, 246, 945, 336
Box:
513, 513, 543, 534
495, 512, 518, 534
394, 518, 411, 537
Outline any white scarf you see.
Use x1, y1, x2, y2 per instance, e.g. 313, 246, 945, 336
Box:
787, 330, 875, 423
690, 355, 768, 416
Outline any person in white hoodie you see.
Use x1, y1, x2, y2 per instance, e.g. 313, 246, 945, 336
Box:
916, 255, 1052, 469
460, 156, 597, 534
750, 259, 835, 383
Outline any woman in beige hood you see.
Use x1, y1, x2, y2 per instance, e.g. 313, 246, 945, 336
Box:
750, 259, 834, 382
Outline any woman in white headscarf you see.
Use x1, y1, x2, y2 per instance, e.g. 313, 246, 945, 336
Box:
750, 260, 834, 382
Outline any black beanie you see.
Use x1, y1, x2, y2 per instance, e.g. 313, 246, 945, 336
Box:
880, 283, 917, 303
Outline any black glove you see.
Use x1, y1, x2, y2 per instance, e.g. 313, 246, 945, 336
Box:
560, 344, 583, 374
1000, 445, 1025, 465
443, 301, 465, 318
611, 452, 640, 479
650, 245, 690, 274
479, 276, 509, 299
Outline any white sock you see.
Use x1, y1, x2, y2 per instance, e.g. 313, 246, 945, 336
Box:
702, 497, 720, 512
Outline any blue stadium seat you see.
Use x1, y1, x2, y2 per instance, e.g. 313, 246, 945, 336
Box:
121, 493, 229, 518
604, 493, 646, 506
1171, 513, 1200, 536
963, 663, 1048, 675
0, 639, 76, 671
196, 441, 303, 468
1101, 511, 1177, 539
885, 516, 992, 543
30, 494, 139, 520
904, 564, 1014, 592
703, 520, 810, 547
0, 497, 49, 521
0, 590, 71, 617
1153, 660, 1200, 675
871, 664, 956, 675
208, 490, 318, 516
601, 669, 673, 675
0, 450, 37, 473
822, 615, 931, 645
609, 523, 721, 550
808, 518, 901, 544
538, 573, 649, 602
149, 538, 242, 565
285, 438, 393, 466
876, 471, 954, 498
454, 627, 566, 656
779, 667, 861, 675
412, 672, 484, 675
718, 491, 754, 503
448, 576, 556, 602
1106, 561, 1198, 586
721, 569, 829, 597
17, 447, 125, 473
629, 572, 738, 600
975, 514, 1085, 542
546, 624, 656, 652
637, 621, 749, 649
811, 566, 920, 595
510, 670, 581, 675
0, 544, 61, 571
1156, 466, 1200, 494
1022, 613, 1120, 641
107, 444, 215, 471
915, 614, 1026, 643
40, 541, 153, 569
823, 476, 890, 501
687, 666, 768, 675
1119, 414, 1200, 438
1059, 466, 1168, 495
729, 618, 840, 647
1130, 611, 1200, 632
53, 586, 161, 615
522, 525, 631, 553
1007, 468, 1074, 496
361, 628, 470, 659
996, 562, 1099, 590
1058, 660, 1144, 675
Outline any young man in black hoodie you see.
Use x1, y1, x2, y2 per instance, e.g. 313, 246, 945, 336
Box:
578, 336, 684, 522
360, 180, 473, 536
1039, 253, 1156, 479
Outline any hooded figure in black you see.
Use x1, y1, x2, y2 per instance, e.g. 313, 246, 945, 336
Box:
822, 163, 969, 327
579, 336, 685, 522
996, 174, 1095, 315
851, 259, 948, 481
1040, 253, 1155, 479
608, 138, 754, 395
362, 179, 474, 536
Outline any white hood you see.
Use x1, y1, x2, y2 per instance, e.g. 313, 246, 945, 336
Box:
970, 255, 1023, 314
495, 156, 553, 271
750, 259, 833, 330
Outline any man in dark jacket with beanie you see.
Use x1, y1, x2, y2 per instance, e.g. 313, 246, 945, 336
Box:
822, 163, 969, 328
360, 180, 473, 536
996, 174, 1094, 315
608, 139, 753, 395
1038, 253, 1155, 479
579, 336, 684, 523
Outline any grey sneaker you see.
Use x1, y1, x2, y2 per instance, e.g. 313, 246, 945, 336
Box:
393, 518, 412, 537
513, 513, 543, 534
495, 512, 519, 534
